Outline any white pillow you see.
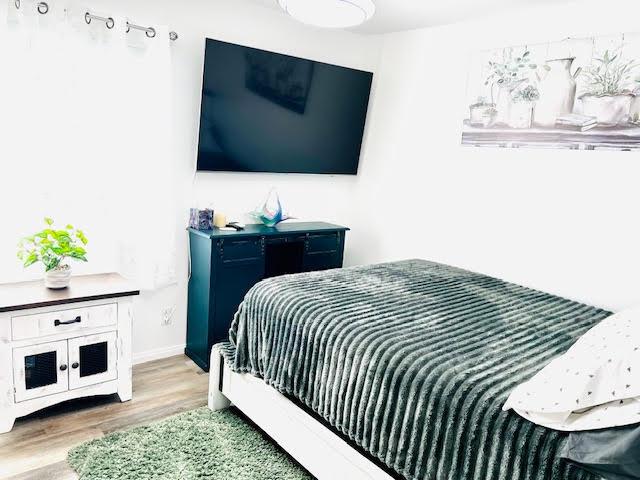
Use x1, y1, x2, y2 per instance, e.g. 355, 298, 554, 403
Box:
503, 307, 640, 431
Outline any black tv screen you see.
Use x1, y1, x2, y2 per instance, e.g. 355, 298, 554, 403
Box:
196, 39, 373, 175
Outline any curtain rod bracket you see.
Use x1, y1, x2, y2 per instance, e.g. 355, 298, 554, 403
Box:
85, 12, 115, 29
13, 0, 48, 14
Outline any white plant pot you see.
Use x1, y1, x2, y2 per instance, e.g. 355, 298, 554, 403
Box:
630, 94, 640, 124
469, 103, 497, 127
579, 94, 633, 126
508, 102, 535, 129
44, 267, 72, 289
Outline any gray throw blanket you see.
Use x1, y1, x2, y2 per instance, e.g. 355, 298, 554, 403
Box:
219, 259, 610, 480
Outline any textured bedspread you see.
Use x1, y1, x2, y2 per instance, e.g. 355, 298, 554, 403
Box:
219, 259, 611, 480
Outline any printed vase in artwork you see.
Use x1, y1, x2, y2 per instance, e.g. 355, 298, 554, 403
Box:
495, 84, 520, 125
534, 58, 581, 127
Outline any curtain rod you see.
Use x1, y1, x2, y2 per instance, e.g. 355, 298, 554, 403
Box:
85, 12, 179, 41
12, 2, 179, 41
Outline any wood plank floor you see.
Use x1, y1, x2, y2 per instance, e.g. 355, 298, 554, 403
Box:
0, 355, 209, 480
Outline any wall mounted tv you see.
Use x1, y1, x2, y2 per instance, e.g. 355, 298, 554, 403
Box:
196, 39, 373, 175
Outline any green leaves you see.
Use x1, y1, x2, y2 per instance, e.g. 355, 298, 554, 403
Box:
485, 48, 537, 97
512, 84, 540, 103
76, 229, 88, 245
16, 218, 89, 271
582, 49, 637, 96
23, 251, 39, 268
68, 247, 88, 262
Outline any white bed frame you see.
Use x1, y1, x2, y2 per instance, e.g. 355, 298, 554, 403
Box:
208, 346, 394, 480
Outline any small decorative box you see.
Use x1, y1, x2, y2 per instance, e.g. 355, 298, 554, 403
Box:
189, 208, 214, 230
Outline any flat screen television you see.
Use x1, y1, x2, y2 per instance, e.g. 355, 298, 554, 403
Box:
196, 39, 373, 175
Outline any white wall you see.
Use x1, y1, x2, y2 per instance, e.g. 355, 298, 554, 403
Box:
352, 0, 640, 312
10, 0, 638, 364
82, 0, 382, 362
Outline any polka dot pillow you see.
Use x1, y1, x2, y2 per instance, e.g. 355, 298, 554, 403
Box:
503, 307, 640, 431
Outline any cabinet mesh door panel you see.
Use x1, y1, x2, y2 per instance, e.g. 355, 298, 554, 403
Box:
25, 351, 57, 390
79, 342, 108, 378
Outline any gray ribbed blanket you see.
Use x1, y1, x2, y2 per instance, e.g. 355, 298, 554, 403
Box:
219, 259, 610, 480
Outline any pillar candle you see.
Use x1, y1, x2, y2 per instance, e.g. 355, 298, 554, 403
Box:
213, 212, 227, 228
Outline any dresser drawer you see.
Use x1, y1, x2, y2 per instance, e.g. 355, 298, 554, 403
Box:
11, 304, 117, 341
307, 233, 340, 253
219, 238, 263, 262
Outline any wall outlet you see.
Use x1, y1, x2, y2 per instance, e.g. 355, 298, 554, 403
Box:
161, 307, 175, 326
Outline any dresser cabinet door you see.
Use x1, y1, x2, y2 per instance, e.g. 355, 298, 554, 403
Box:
68, 332, 118, 390
13, 340, 69, 402
210, 239, 266, 347
303, 232, 342, 272
212, 258, 265, 346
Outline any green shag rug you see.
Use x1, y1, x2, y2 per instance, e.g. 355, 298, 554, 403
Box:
68, 408, 313, 480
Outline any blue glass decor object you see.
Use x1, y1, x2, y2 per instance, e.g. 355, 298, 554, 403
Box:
251, 190, 292, 227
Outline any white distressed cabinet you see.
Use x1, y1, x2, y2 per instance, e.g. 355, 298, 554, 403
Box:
0, 273, 138, 433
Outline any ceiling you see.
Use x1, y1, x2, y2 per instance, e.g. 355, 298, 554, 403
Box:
249, 0, 573, 34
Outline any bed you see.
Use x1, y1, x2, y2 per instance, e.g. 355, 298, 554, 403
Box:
208, 259, 611, 480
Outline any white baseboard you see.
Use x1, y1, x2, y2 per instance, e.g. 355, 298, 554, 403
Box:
133, 344, 185, 365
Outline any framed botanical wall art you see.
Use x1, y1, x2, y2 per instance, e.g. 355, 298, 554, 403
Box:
462, 32, 640, 150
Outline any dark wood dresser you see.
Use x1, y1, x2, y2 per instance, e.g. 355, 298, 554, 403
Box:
186, 222, 348, 371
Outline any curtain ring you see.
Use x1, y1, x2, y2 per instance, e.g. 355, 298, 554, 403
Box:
145, 27, 156, 38
105, 17, 115, 29
84, 12, 91, 24
14, 0, 20, 9
37, 2, 48, 14
169, 31, 178, 41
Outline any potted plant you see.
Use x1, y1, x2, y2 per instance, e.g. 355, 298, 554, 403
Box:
579, 50, 636, 126
484, 48, 537, 124
509, 84, 540, 128
468, 96, 497, 127
17, 218, 88, 289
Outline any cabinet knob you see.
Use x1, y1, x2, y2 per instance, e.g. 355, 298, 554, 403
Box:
71, 362, 79, 369
59, 364, 68, 371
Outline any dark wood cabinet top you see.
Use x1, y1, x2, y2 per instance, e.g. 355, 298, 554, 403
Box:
0, 273, 139, 313
189, 221, 349, 240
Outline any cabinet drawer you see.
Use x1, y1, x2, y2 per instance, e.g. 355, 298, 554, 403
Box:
307, 233, 340, 253
219, 239, 263, 262
12, 304, 117, 341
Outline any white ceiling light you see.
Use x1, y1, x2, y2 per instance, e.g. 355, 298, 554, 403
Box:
277, 0, 376, 29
